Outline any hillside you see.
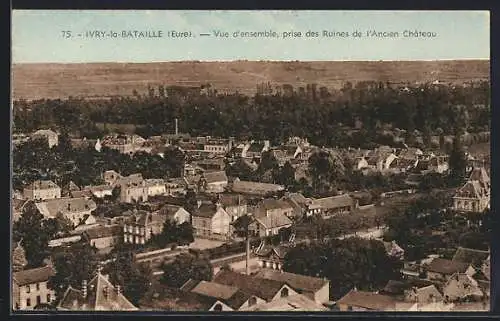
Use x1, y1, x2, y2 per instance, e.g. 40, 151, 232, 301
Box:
12, 60, 490, 100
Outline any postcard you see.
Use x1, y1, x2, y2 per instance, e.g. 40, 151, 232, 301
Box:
11, 10, 491, 313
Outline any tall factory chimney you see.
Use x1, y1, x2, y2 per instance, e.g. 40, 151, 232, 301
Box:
175, 118, 179, 136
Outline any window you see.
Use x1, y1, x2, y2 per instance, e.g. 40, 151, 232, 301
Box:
248, 297, 257, 306
47, 294, 51, 302
26, 298, 31, 307
25, 285, 30, 293
36, 283, 40, 291
36, 296, 41, 305
213, 303, 223, 311
280, 287, 289, 298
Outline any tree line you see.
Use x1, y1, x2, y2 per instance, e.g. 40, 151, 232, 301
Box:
13, 81, 490, 148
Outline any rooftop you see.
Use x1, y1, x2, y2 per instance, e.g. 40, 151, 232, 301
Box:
25, 180, 60, 190
426, 258, 471, 275
336, 289, 399, 311
57, 272, 138, 311
213, 270, 288, 302
254, 269, 329, 293
13, 265, 55, 286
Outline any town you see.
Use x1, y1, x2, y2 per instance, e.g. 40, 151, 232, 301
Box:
11, 79, 491, 312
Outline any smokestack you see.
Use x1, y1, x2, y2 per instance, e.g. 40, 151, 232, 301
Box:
175, 118, 179, 136
246, 227, 250, 275
82, 280, 87, 299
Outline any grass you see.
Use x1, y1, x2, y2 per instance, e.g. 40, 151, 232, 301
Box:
12, 60, 489, 100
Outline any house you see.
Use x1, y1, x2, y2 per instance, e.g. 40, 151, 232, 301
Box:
82, 225, 123, 250
31, 129, 59, 148
35, 197, 97, 227
213, 270, 298, 303
123, 210, 167, 245
403, 284, 444, 304
310, 194, 356, 218
62, 181, 81, 197
231, 179, 285, 197
242, 293, 328, 311
13, 265, 56, 310
250, 204, 293, 237
452, 247, 490, 271
194, 158, 226, 172
202, 138, 231, 155
381, 279, 441, 304
280, 193, 313, 219
191, 203, 232, 239
424, 258, 475, 282
157, 205, 191, 225
428, 156, 449, 174
57, 271, 138, 310
254, 244, 292, 271
336, 289, 400, 311
254, 199, 295, 220
198, 171, 228, 194
243, 141, 270, 159
217, 194, 248, 221
101, 134, 146, 155
119, 179, 149, 203
397, 148, 423, 161
271, 145, 303, 166
452, 167, 490, 213
181, 280, 266, 311
254, 269, 330, 304
23, 180, 61, 201
165, 178, 187, 196
365, 148, 397, 171
103, 170, 122, 186
388, 158, 418, 173
354, 157, 369, 170
144, 179, 167, 197
83, 185, 114, 199
442, 273, 484, 302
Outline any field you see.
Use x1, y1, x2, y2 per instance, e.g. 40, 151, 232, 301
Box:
12, 60, 489, 100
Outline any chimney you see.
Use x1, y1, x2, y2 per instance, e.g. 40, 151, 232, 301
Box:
82, 280, 87, 298
175, 118, 179, 136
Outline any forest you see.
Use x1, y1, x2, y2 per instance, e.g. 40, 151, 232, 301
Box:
13, 80, 490, 148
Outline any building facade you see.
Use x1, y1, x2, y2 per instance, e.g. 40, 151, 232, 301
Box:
13, 266, 56, 310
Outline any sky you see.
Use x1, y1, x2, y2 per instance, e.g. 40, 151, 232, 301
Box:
12, 10, 490, 63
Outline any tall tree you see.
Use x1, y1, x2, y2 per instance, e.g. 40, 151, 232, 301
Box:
106, 244, 153, 306
12, 241, 28, 272
47, 241, 100, 301
13, 202, 51, 268
278, 161, 296, 188
448, 135, 467, 186
161, 252, 213, 288
283, 238, 401, 299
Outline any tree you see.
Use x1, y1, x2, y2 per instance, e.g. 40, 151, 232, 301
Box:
161, 252, 213, 288
278, 161, 296, 188
184, 188, 198, 215
283, 238, 401, 299
13, 202, 51, 268
12, 241, 28, 272
448, 136, 467, 186
307, 150, 344, 195
106, 245, 153, 306
48, 241, 100, 301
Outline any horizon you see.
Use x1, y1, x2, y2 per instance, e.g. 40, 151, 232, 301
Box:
12, 58, 491, 65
